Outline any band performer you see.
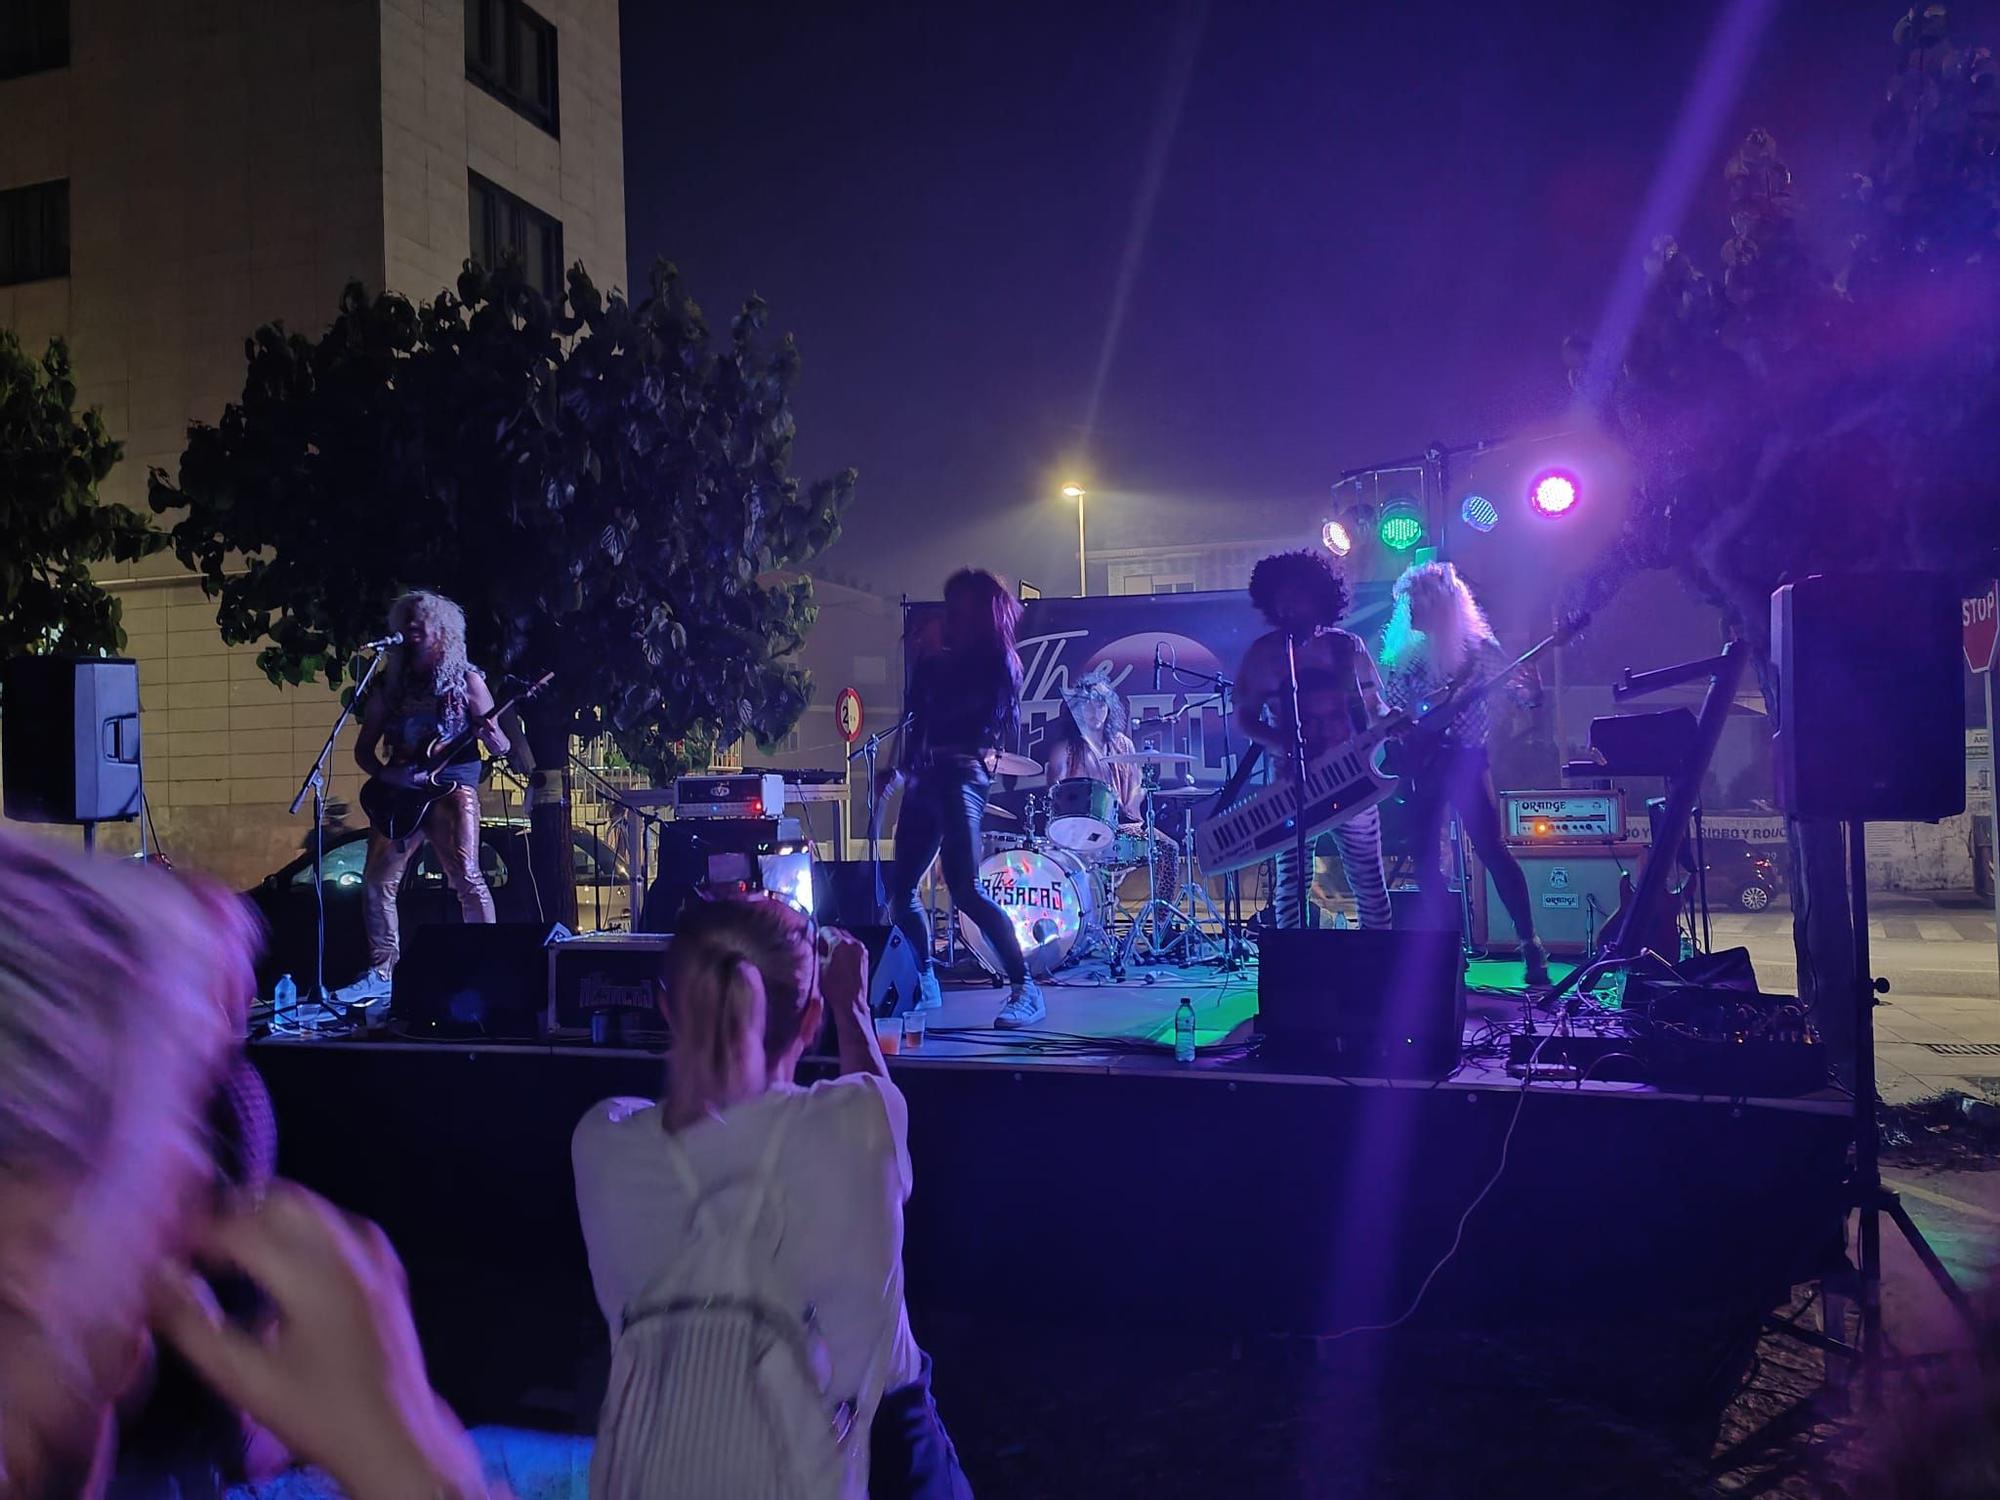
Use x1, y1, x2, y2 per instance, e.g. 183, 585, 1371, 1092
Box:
1380, 561, 1550, 985
1233, 549, 1393, 930
1043, 665, 1181, 906
336, 591, 507, 1005
883, 569, 1044, 1028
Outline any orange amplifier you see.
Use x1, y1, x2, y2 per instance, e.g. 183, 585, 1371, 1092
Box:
1465, 840, 1650, 956
1500, 789, 1627, 843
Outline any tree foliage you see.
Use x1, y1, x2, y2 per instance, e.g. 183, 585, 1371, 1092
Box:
149, 258, 856, 783
1566, 4, 2000, 1063
0, 330, 164, 662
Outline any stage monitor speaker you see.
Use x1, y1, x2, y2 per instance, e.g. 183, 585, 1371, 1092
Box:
1467, 843, 1647, 957
1772, 572, 1964, 822
812, 860, 886, 927
854, 924, 923, 1018
2, 656, 143, 824
1255, 928, 1465, 1080
393, 921, 568, 1039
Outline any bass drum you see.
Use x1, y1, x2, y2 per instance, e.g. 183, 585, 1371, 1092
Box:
959, 844, 1096, 977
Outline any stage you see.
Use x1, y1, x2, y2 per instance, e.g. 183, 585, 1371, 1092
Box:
248, 952, 1853, 1431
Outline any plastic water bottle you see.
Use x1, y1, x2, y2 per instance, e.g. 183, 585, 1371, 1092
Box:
273, 973, 296, 1023
1174, 998, 1197, 1064
1332, 910, 1350, 930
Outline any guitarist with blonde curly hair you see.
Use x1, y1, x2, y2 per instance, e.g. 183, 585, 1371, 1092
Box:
337, 591, 509, 1006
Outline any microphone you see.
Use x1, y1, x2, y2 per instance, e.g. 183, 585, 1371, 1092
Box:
360, 632, 404, 651
1153, 642, 1164, 693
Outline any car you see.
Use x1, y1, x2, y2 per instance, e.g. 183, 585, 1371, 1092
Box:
245, 818, 629, 998
1698, 839, 1784, 913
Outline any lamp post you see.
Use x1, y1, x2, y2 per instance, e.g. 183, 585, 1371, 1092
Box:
1062, 483, 1087, 596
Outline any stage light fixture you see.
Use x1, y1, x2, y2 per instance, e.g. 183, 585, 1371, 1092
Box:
1377, 496, 1426, 552
1528, 469, 1580, 518
1321, 518, 1352, 557
1460, 493, 1498, 533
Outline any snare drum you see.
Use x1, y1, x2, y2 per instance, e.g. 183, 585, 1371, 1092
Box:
959, 844, 1096, 976
1047, 777, 1118, 854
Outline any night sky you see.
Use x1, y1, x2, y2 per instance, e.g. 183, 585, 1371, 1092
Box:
618, 0, 1999, 616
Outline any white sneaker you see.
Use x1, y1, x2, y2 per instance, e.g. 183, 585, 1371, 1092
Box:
994, 979, 1046, 1029
334, 969, 393, 1008
914, 967, 944, 1011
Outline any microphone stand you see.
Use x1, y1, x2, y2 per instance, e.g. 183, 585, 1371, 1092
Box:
286, 645, 390, 1026
1160, 659, 1245, 966
849, 712, 914, 921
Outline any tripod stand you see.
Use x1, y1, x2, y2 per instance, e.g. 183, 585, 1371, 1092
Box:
1828, 819, 1972, 1398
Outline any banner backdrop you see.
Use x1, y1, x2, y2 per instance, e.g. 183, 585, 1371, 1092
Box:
904, 584, 1394, 788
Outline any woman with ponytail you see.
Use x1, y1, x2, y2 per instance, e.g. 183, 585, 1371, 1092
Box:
572, 897, 971, 1499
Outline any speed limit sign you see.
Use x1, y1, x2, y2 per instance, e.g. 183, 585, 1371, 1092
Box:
835, 686, 864, 743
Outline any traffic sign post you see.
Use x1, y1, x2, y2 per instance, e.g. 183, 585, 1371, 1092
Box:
1966, 584, 2000, 990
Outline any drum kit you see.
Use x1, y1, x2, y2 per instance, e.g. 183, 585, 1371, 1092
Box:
941, 744, 1234, 980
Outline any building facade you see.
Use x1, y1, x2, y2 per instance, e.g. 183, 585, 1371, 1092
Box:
0, 0, 625, 884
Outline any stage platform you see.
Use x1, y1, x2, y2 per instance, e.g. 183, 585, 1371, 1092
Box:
249, 948, 1852, 1430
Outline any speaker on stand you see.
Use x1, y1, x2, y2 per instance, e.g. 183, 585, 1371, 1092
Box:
2, 656, 145, 850
1768, 573, 1974, 1393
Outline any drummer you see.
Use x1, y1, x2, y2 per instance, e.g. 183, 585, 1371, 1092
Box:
1044, 666, 1180, 906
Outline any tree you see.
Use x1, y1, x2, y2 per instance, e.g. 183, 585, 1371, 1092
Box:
0, 330, 164, 665
1566, 4, 2000, 1070
150, 258, 855, 921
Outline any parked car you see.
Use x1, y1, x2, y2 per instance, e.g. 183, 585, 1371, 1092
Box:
1699, 839, 1784, 913
245, 818, 628, 997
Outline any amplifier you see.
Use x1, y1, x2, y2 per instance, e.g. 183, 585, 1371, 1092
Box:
674, 772, 786, 819
1501, 789, 1626, 842
547, 931, 674, 1043
1467, 841, 1648, 956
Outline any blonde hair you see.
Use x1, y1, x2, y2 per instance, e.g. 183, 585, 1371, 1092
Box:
385, 589, 470, 701
661, 898, 817, 1128
1380, 561, 1495, 670
0, 830, 259, 1465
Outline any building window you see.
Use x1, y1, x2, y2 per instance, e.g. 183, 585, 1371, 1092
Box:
465, 0, 559, 135
469, 171, 564, 302
0, 180, 69, 286
0, 0, 67, 80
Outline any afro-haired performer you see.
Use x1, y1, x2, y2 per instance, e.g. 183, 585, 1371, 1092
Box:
1231, 550, 1391, 930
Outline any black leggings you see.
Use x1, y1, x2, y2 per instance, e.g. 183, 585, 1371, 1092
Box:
890, 765, 1026, 984
1407, 746, 1538, 945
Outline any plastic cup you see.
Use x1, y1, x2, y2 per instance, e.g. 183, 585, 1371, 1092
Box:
874, 1016, 902, 1055
902, 1011, 927, 1050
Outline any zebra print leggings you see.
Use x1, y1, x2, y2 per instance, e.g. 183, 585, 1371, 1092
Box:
1270, 807, 1391, 930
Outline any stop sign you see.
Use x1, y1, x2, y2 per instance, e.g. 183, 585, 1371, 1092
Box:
1965, 582, 1999, 673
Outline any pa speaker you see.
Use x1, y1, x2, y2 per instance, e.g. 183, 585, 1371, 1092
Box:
2, 656, 143, 824
1772, 573, 1963, 822
1256, 927, 1465, 1080
393, 922, 568, 1039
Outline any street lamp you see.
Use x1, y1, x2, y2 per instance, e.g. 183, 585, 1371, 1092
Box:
1061, 484, 1087, 596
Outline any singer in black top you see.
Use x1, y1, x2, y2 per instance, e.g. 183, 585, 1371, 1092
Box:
885, 570, 1044, 1028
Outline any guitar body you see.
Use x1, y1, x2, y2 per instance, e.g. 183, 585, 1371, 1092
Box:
358, 671, 555, 843
358, 774, 448, 842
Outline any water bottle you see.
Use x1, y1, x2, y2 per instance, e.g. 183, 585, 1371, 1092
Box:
1174, 997, 1197, 1064
1678, 928, 1695, 965
273, 973, 297, 1022
1332, 910, 1350, 930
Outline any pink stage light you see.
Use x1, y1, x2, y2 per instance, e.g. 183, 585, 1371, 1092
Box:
1528, 470, 1580, 518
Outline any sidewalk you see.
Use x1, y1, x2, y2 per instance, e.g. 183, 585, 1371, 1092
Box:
1712, 892, 2000, 1104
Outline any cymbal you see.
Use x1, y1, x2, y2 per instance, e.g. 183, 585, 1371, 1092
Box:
992, 752, 1042, 777
983, 803, 1019, 822
1105, 749, 1195, 766
1149, 785, 1212, 800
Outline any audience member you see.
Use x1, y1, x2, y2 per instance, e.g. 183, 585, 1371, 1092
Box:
573, 896, 971, 1499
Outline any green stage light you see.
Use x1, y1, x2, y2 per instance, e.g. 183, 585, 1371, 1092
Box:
1377, 496, 1425, 552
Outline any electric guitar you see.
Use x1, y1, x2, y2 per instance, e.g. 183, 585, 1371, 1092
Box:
1193, 614, 1587, 876
359, 672, 553, 841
